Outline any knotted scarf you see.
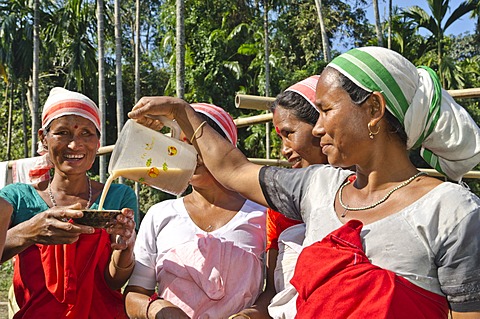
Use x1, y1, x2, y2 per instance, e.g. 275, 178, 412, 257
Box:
328, 46, 480, 181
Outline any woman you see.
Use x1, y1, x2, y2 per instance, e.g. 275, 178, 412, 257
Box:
128, 47, 480, 318
124, 103, 266, 319
231, 75, 328, 319
0, 87, 137, 319
0, 198, 12, 261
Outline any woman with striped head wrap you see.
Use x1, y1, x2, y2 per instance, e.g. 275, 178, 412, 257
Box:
125, 103, 266, 319
128, 47, 480, 318
0, 87, 138, 319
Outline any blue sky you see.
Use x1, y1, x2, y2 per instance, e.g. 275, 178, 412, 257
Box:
366, 0, 477, 36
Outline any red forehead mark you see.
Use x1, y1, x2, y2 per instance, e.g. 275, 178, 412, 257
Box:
275, 126, 280, 134
74, 125, 78, 129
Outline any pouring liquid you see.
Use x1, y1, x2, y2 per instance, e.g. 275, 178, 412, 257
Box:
98, 167, 190, 210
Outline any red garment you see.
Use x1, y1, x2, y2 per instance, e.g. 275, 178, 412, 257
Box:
266, 208, 302, 251
292, 220, 449, 319
13, 229, 127, 319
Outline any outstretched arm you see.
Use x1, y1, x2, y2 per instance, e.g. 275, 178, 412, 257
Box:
128, 96, 268, 207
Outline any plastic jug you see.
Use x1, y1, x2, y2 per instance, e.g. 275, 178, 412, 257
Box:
107, 119, 197, 196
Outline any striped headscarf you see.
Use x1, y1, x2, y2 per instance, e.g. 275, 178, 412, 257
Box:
42, 87, 102, 132
191, 103, 238, 146
328, 46, 480, 181
32, 88, 102, 180
285, 75, 320, 112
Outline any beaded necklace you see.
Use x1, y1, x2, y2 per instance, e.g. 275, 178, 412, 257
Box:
48, 176, 92, 209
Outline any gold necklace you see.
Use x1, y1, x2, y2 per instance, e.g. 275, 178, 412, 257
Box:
339, 171, 426, 218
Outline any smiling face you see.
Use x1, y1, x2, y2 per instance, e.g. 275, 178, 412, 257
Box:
312, 68, 372, 168
40, 115, 100, 175
273, 106, 327, 168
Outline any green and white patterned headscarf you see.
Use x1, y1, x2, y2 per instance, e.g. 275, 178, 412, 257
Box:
328, 46, 480, 181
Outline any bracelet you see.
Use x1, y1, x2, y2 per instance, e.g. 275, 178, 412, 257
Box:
189, 121, 207, 144
146, 292, 161, 319
111, 257, 134, 271
228, 314, 251, 319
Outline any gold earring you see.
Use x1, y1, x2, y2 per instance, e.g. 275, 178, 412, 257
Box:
368, 122, 380, 139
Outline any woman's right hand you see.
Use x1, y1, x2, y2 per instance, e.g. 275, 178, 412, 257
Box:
128, 96, 191, 131
150, 299, 190, 319
24, 203, 95, 245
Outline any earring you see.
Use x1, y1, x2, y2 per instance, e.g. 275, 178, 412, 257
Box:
368, 122, 380, 139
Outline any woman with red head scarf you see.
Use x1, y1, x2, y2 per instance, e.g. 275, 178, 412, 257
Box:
0, 87, 137, 319
124, 103, 266, 319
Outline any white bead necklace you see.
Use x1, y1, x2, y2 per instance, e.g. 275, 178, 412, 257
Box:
339, 171, 426, 218
48, 176, 92, 209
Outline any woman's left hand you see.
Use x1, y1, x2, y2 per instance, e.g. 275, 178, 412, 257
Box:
106, 208, 136, 250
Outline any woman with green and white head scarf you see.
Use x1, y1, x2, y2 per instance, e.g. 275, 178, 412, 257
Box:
128, 46, 480, 318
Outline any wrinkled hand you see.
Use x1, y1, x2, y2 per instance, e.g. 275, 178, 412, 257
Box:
106, 208, 136, 250
25, 203, 94, 245
151, 299, 190, 319
128, 96, 189, 131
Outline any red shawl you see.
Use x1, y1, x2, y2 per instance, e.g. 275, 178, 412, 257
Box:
13, 229, 127, 319
292, 220, 449, 319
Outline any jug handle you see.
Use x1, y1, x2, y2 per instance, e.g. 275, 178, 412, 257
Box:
145, 115, 181, 140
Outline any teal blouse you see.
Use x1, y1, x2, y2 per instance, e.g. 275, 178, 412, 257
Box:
0, 183, 138, 227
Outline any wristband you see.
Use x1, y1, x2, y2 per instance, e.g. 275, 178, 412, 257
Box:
146, 292, 161, 319
228, 314, 251, 319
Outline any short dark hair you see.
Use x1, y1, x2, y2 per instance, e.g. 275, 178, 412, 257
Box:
270, 91, 319, 125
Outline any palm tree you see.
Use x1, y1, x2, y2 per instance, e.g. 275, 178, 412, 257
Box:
114, 0, 124, 137
97, 0, 107, 182
314, 0, 331, 62
31, 0, 40, 157
373, 0, 384, 46
176, 0, 185, 98
403, 0, 479, 85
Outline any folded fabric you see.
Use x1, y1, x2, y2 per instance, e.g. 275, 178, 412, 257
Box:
292, 220, 449, 319
0, 161, 10, 189
12, 156, 51, 184
268, 223, 305, 319
158, 234, 263, 319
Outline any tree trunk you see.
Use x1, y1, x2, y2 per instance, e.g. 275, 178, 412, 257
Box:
135, 0, 140, 102
97, 0, 107, 182
388, 0, 392, 49
115, 0, 124, 135
7, 83, 13, 160
31, 0, 40, 157
264, 0, 270, 159
176, 0, 185, 99
314, 0, 331, 62
21, 87, 28, 158
373, 0, 384, 47
134, 0, 141, 213
115, 0, 124, 184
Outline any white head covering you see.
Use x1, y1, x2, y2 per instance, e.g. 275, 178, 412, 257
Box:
328, 46, 480, 181
42, 87, 101, 132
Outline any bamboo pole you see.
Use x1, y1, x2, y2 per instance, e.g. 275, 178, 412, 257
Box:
234, 113, 273, 128
235, 88, 480, 111
5, 149, 480, 179
447, 88, 480, 99
235, 94, 275, 110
